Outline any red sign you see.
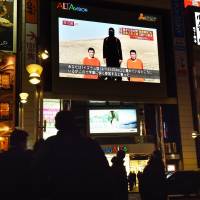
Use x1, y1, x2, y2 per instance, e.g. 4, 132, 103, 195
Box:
119, 28, 154, 41
25, 0, 37, 23
184, 0, 200, 7
63, 20, 74, 26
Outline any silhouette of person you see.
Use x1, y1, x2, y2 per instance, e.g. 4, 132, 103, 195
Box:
128, 171, 136, 191
33, 138, 45, 155
83, 47, 100, 79
103, 27, 122, 81
31, 110, 113, 200
111, 150, 128, 200
132, 171, 137, 187
0, 129, 32, 200
139, 150, 167, 200
137, 170, 143, 192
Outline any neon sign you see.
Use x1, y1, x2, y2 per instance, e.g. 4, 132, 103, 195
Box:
102, 145, 128, 154
56, 2, 88, 13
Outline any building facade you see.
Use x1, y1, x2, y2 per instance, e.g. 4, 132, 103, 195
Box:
0, 0, 199, 171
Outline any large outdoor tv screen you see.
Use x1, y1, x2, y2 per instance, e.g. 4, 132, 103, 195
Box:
89, 109, 137, 134
59, 18, 160, 83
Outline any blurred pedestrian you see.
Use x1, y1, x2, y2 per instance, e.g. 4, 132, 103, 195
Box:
128, 171, 136, 191
139, 150, 167, 200
111, 150, 128, 200
0, 128, 32, 200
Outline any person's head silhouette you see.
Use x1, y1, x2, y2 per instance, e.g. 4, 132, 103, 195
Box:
152, 149, 162, 160
10, 128, 29, 150
108, 27, 115, 37
117, 149, 126, 160
55, 110, 80, 136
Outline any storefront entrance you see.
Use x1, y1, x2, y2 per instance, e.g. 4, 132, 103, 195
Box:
105, 153, 149, 175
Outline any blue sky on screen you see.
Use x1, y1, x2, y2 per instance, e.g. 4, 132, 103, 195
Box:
59, 17, 156, 41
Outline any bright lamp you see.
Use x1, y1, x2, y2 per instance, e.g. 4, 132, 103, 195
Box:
26, 64, 43, 85
192, 131, 200, 139
19, 92, 29, 104
38, 49, 49, 60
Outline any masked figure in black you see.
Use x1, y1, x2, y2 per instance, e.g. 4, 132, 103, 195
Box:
103, 27, 122, 81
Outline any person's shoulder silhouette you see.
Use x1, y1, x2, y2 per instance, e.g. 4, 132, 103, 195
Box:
32, 110, 112, 200
140, 150, 167, 200
0, 128, 32, 200
110, 150, 128, 200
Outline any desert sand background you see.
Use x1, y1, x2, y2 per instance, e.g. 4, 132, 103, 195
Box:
59, 35, 160, 82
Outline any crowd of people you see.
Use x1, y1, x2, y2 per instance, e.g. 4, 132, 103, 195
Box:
0, 110, 167, 200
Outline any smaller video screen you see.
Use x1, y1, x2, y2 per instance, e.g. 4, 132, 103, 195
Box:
89, 109, 137, 134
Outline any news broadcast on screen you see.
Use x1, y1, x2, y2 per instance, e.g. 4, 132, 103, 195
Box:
58, 17, 160, 83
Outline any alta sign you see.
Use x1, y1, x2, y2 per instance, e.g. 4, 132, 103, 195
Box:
56, 2, 88, 13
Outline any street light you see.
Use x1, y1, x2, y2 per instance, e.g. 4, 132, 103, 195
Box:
19, 92, 29, 128
19, 92, 29, 104
26, 63, 44, 140
192, 131, 200, 139
25, 49, 49, 141
38, 49, 49, 60
26, 64, 43, 85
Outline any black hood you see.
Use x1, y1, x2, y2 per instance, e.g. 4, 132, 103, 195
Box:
109, 28, 115, 37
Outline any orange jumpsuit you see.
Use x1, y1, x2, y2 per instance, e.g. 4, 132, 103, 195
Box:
83, 57, 100, 79
127, 58, 144, 82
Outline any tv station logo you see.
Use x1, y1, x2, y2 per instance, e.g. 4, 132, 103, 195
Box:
138, 13, 157, 22
56, 2, 88, 13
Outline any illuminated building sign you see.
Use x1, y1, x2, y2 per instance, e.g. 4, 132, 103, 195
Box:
0, 103, 10, 120
184, 0, 200, 8
56, 2, 88, 13
43, 99, 60, 139
0, 73, 10, 89
193, 12, 200, 45
138, 13, 157, 22
102, 145, 128, 154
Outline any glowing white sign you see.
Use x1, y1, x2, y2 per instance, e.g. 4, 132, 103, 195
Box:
43, 99, 60, 139
194, 12, 200, 45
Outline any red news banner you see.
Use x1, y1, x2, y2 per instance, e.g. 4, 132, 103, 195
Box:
119, 28, 154, 41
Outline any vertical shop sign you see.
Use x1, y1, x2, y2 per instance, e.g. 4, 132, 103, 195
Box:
26, 23, 37, 64
194, 12, 200, 45
25, 0, 37, 24
171, 0, 188, 75
25, 0, 37, 65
